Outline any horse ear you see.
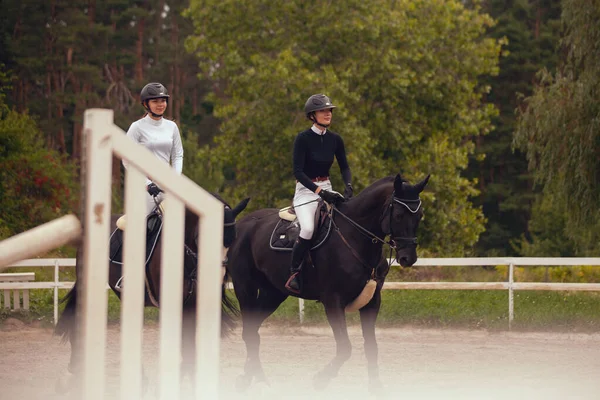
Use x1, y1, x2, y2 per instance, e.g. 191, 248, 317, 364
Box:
232, 197, 251, 217
394, 173, 404, 193
415, 174, 430, 193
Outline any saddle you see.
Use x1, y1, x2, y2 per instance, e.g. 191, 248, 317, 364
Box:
269, 201, 333, 251
109, 211, 198, 306
116, 203, 164, 230
109, 211, 163, 267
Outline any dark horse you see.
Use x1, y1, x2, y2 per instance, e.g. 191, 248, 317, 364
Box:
54, 193, 250, 392
227, 172, 429, 394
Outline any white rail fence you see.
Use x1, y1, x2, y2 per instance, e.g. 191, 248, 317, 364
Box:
0, 272, 35, 310
3, 257, 600, 328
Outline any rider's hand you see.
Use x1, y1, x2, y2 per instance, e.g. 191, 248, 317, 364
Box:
318, 189, 345, 205
343, 183, 354, 200
147, 182, 162, 197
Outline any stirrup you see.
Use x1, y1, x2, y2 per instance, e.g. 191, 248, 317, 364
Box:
115, 276, 123, 292
285, 272, 301, 294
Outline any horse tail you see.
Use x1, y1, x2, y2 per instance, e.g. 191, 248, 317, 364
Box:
54, 282, 77, 343
220, 269, 239, 336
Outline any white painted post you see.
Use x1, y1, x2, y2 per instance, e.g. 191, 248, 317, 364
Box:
508, 263, 515, 330
195, 207, 224, 400
79, 109, 113, 400
158, 197, 186, 400
54, 259, 59, 325
299, 298, 305, 324
22, 286, 29, 310
12, 289, 19, 310
2, 288, 9, 308
120, 166, 149, 400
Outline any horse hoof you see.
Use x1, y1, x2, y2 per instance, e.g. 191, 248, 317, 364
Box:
254, 380, 273, 397
313, 373, 331, 391
369, 379, 385, 397
55, 372, 75, 394
142, 373, 150, 395
236, 374, 253, 392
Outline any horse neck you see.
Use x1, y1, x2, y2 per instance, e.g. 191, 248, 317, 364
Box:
184, 209, 199, 251
339, 183, 392, 238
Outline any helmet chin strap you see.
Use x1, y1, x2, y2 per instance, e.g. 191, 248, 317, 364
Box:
144, 100, 165, 118
309, 114, 330, 128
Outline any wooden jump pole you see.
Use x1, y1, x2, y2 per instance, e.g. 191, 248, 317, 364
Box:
0, 214, 81, 271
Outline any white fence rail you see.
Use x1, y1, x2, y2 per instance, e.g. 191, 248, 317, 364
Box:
3, 257, 600, 328
0, 272, 35, 310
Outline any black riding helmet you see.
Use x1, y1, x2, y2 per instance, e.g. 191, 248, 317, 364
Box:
304, 94, 336, 115
141, 82, 169, 117
304, 94, 336, 128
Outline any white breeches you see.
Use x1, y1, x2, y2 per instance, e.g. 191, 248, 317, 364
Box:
293, 180, 332, 240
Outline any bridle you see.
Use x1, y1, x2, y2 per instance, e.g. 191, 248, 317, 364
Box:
330, 191, 422, 276
190, 205, 236, 249
386, 192, 421, 249
223, 205, 236, 228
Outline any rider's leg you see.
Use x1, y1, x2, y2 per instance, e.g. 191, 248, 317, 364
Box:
117, 191, 164, 292
286, 183, 319, 293
285, 237, 311, 293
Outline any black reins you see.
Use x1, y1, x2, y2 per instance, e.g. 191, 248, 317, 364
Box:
329, 191, 422, 275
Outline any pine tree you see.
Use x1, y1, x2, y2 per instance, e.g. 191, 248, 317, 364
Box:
466, 0, 561, 255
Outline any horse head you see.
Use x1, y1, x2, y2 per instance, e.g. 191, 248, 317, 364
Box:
186, 195, 251, 252
222, 197, 251, 248
380, 172, 429, 267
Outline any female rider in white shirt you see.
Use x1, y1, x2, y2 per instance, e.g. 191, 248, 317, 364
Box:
123, 82, 184, 215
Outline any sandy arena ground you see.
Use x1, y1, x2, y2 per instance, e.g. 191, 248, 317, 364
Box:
0, 322, 599, 400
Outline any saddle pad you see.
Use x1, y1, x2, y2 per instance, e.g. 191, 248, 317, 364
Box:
269, 215, 332, 251
109, 212, 163, 266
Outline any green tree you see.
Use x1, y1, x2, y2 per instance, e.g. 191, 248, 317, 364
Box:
0, 66, 78, 238
514, 0, 600, 254
186, 0, 503, 255
466, 0, 561, 256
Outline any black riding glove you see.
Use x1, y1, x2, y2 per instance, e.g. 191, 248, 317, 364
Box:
147, 182, 162, 197
318, 189, 345, 205
343, 183, 354, 200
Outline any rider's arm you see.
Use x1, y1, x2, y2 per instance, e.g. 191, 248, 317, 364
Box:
293, 133, 319, 193
335, 134, 352, 186
123, 121, 152, 186
170, 124, 184, 175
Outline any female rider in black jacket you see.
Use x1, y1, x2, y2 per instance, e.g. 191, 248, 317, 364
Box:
285, 94, 353, 294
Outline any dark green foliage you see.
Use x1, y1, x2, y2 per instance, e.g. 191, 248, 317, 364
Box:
0, 108, 79, 238
186, 0, 504, 255
466, 0, 561, 256
0, 0, 597, 261
514, 0, 600, 255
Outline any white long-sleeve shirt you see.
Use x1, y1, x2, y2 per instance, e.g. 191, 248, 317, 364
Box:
122, 115, 184, 185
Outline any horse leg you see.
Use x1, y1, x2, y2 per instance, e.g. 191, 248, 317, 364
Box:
314, 298, 352, 390
54, 283, 80, 394
181, 304, 197, 396
237, 285, 287, 391
55, 330, 80, 394
359, 285, 384, 395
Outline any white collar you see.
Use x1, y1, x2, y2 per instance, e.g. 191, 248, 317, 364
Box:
144, 114, 163, 126
311, 124, 327, 135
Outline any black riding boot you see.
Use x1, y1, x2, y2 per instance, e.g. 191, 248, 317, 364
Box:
285, 237, 311, 294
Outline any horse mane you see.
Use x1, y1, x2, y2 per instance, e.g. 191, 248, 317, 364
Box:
210, 192, 232, 208
353, 175, 395, 199
183, 192, 231, 230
